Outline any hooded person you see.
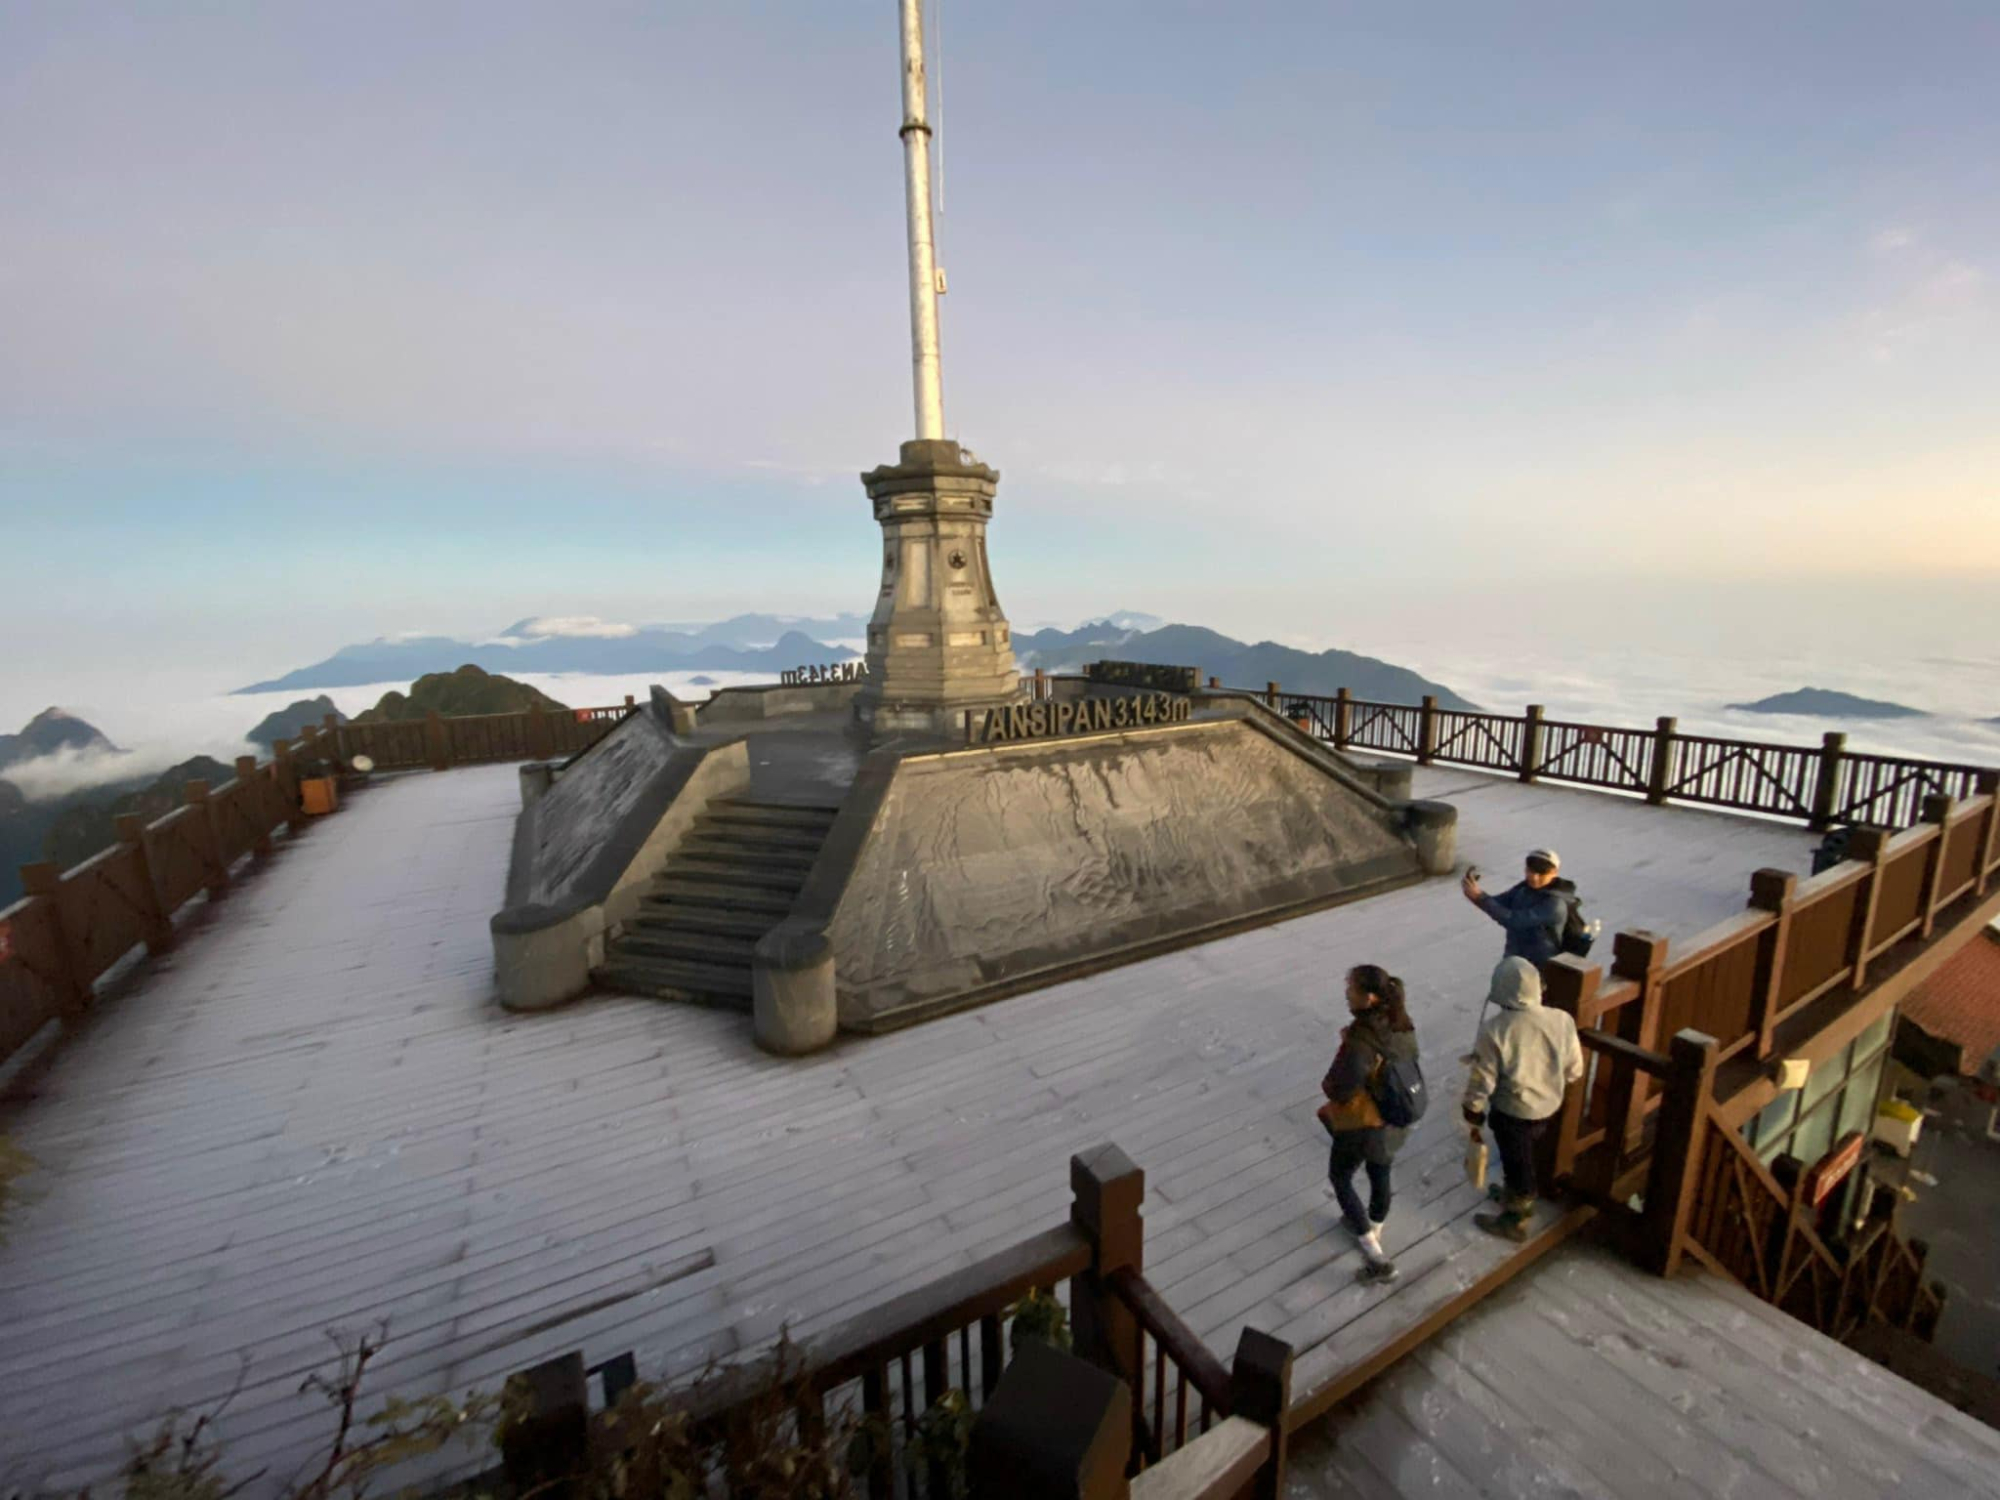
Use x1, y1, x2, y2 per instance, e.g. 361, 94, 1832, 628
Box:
1463, 956, 1584, 1242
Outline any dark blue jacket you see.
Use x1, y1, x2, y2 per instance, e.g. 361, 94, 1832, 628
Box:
1475, 880, 1573, 967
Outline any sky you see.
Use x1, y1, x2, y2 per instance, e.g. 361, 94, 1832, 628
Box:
2, 1, 1998, 729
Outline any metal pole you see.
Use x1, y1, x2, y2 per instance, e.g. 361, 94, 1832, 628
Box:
898, 0, 945, 439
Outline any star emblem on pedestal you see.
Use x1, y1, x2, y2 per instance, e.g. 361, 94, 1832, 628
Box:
948, 549, 968, 570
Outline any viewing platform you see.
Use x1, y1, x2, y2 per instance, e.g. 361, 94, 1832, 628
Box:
0, 751, 1840, 1490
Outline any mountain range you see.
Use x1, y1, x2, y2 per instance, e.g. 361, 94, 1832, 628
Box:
1727, 688, 1927, 720
236, 618, 867, 692
1015, 622, 1477, 710
238, 613, 1473, 710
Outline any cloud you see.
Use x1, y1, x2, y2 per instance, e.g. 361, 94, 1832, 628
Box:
1869, 226, 1918, 254
3, 741, 247, 803
503, 616, 638, 640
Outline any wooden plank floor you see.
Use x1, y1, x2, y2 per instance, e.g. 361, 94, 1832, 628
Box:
1287, 1240, 2000, 1499
0, 762, 1818, 1493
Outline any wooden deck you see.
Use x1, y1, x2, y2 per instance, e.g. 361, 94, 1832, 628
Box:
0, 762, 1818, 1493
1289, 1239, 2000, 1499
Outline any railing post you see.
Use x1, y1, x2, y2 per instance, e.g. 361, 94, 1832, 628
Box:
1809, 731, 1846, 832
1206, 674, 1220, 690
1845, 827, 1890, 989
1646, 716, 1677, 806
1641, 1030, 1719, 1277
114, 815, 176, 957
426, 709, 450, 772
321, 711, 344, 766
1333, 687, 1352, 751
1976, 771, 2000, 895
1069, 1144, 1144, 1400
1609, 931, 1669, 1158
1417, 695, 1437, 766
1917, 795, 1954, 938
18, 863, 89, 1015
1265, 681, 1280, 710
1747, 869, 1796, 1061
1034, 667, 1049, 702
272, 737, 306, 835
1539, 956, 1600, 1195
184, 780, 227, 895
234, 756, 272, 856
1228, 1328, 1293, 1500
526, 701, 552, 760
1518, 704, 1544, 782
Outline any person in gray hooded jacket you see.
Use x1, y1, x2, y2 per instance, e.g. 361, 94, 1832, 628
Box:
1462, 956, 1584, 1242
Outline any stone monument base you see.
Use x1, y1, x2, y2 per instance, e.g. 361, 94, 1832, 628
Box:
488, 683, 1454, 1049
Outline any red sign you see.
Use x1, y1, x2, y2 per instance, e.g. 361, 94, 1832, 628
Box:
574, 709, 590, 724
1803, 1130, 1866, 1207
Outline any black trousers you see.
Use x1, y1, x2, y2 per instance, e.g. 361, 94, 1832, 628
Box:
1328, 1129, 1393, 1236
1490, 1109, 1551, 1207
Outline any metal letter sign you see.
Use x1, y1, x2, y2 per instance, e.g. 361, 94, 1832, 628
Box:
971, 693, 1193, 744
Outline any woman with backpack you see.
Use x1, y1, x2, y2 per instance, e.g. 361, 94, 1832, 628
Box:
1320, 964, 1423, 1284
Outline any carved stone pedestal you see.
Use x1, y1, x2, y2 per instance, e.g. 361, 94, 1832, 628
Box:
854, 438, 1022, 737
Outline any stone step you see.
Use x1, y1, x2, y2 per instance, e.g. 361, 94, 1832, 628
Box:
703, 801, 842, 832
676, 841, 819, 874
628, 906, 778, 940
594, 957, 753, 1009
656, 861, 802, 895
613, 929, 757, 966
643, 880, 795, 916
685, 821, 828, 854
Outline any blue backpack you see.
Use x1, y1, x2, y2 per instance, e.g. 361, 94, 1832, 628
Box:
1372, 1052, 1429, 1128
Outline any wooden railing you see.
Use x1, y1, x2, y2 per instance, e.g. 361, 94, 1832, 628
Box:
1541, 779, 2000, 1204
0, 703, 634, 1075
1108, 1266, 1235, 1466
1237, 683, 1993, 831
335, 699, 636, 773
500, 1145, 1293, 1499
1605, 1030, 1946, 1342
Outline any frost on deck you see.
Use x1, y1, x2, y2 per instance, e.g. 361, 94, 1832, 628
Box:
0, 762, 1833, 1491
1287, 1241, 2000, 1499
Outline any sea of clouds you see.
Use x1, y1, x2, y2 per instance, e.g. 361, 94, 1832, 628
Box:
3, 627, 1994, 805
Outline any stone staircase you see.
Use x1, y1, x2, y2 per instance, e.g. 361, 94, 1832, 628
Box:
594, 798, 842, 1009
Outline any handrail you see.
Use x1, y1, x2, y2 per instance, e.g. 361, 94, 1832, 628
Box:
679, 1221, 1091, 1429
1109, 1264, 1235, 1413
1577, 1029, 1672, 1078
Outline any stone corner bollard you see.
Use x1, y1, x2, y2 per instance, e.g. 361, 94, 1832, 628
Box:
1367, 759, 1414, 802
1400, 798, 1459, 876
519, 761, 555, 808
753, 922, 838, 1055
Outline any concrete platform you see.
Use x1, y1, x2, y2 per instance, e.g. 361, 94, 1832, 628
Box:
0, 761, 1819, 1493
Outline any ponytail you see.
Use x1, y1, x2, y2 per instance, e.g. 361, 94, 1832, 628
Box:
1348, 964, 1414, 1032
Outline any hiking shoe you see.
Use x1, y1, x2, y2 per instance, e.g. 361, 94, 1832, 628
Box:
1474, 1211, 1530, 1244
1356, 1258, 1399, 1284
1486, 1183, 1506, 1202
